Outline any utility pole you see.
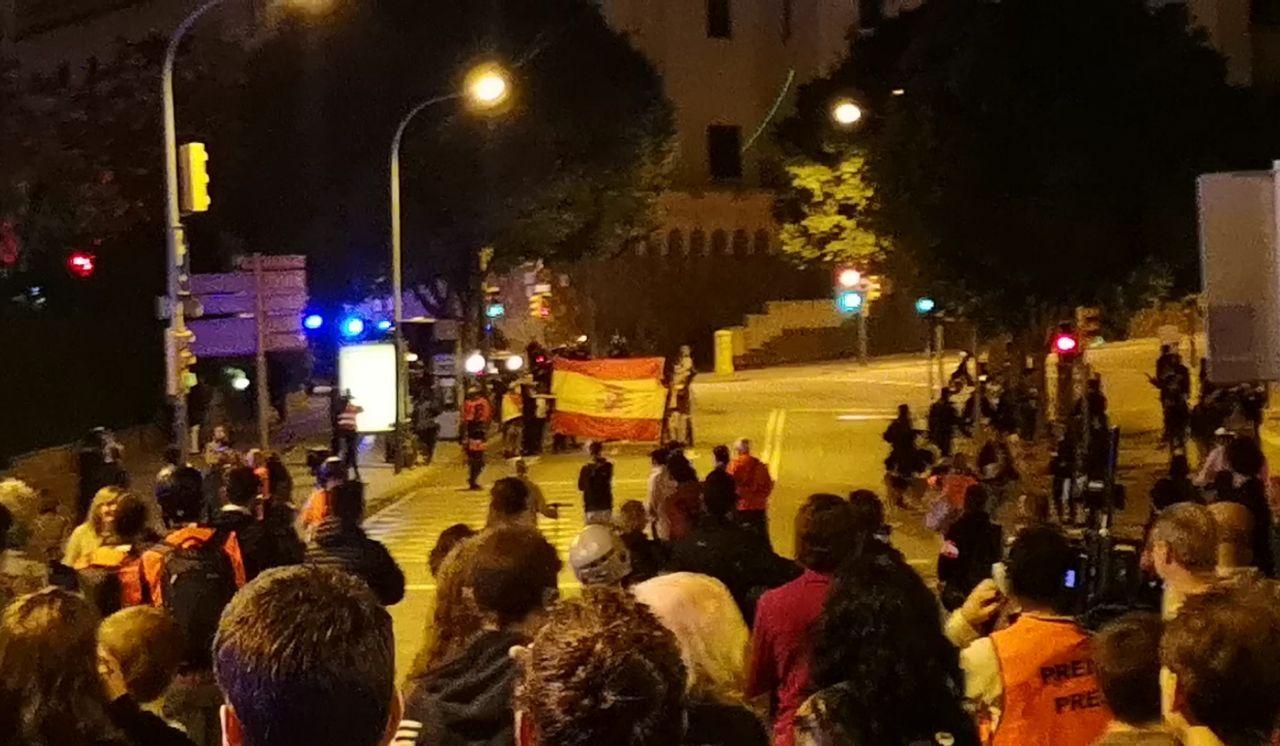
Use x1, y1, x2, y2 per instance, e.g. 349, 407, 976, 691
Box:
253, 254, 270, 450
935, 323, 946, 393
858, 311, 868, 366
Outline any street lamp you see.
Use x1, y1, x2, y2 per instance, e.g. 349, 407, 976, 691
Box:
162, 0, 327, 461
390, 61, 513, 470
831, 99, 864, 127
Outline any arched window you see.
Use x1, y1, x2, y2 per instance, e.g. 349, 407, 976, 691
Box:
690, 229, 707, 257
753, 229, 771, 255
732, 229, 750, 258
665, 229, 683, 257
711, 229, 729, 256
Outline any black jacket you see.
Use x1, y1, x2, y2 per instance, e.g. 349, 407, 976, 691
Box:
703, 466, 736, 506
578, 458, 614, 512
669, 518, 799, 624
107, 696, 195, 746
399, 629, 525, 746
209, 507, 303, 582
306, 518, 405, 605
684, 701, 768, 746
937, 512, 1003, 610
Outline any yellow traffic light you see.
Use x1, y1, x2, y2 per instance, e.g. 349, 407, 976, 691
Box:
166, 328, 198, 396
179, 142, 211, 214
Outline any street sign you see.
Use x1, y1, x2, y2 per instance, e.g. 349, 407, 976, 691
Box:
187, 256, 309, 358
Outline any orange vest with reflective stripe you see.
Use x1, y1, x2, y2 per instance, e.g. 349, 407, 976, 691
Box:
990, 615, 1111, 746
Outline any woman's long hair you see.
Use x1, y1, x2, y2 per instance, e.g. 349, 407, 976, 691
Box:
809, 546, 977, 746
405, 535, 483, 680
0, 589, 119, 746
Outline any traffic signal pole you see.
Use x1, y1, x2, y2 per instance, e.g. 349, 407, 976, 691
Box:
162, 0, 225, 463
858, 311, 868, 365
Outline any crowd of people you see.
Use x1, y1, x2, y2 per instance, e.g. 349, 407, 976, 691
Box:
5, 351, 1280, 746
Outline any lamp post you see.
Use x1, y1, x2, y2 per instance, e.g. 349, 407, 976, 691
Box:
390, 63, 511, 471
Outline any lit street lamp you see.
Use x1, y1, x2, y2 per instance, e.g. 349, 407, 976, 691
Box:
162, 0, 327, 461
831, 99, 864, 127
390, 62, 513, 470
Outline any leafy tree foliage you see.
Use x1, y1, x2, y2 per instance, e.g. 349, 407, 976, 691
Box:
781, 0, 1275, 335
776, 153, 885, 265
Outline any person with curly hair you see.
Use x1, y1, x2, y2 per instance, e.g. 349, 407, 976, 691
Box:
513, 586, 687, 746
794, 544, 978, 746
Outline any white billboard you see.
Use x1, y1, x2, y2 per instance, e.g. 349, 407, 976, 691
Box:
337, 343, 397, 433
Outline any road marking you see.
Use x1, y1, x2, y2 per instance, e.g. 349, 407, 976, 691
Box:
760, 408, 780, 464
789, 408, 896, 415
764, 409, 787, 481
836, 414, 891, 422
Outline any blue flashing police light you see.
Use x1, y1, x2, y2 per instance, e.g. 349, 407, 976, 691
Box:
375, 319, 393, 332
340, 316, 366, 338
915, 297, 936, 315
837, 291, 864, 314
485, 302, 506, 319
303, 313, 324, 331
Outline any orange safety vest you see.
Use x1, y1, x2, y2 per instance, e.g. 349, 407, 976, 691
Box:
79, 545, 149, 607
989, 616, 1112, 746
141, 526, 247, 607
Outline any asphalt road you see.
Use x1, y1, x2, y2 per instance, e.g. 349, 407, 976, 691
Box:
369, 353, 970, 677
371, 340, 1187, 679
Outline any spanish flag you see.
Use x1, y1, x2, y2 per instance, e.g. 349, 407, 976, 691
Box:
551, 357, 666, 441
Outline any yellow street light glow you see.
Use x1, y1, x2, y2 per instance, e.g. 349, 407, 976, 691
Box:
465, 64, 512, 108
831, 100, 863, 126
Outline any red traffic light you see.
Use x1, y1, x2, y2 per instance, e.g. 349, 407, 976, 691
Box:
1053, 334, 1079, 355
67, 251, 96, 278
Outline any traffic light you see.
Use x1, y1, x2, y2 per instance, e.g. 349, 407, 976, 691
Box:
165, 328, 197, 397
837, 290, 865, 314
178, 142, 211, 214
66, 251, 96, 279
1051, 322, 1082, 360
915, 297, 936, 315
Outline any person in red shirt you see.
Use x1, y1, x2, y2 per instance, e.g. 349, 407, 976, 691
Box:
747, 493, 863, 746
462, 386, 493, 490
728, 438, 774, 544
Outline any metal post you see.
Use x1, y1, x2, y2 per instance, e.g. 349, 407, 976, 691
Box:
857, 311, 868, 365
934, 323, 946, 392
390, 95, 456, 472
163, 0, 225, 463
253, 254, 270, 450
971, 327, 982, 447
926, 327, 935, 396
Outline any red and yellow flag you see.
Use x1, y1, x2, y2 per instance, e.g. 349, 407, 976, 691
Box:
551, 357, 666, 441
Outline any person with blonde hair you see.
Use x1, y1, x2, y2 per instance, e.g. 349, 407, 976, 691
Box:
63, 486, 126, 568
632, 572, 768, 745
97, 606, 194, 745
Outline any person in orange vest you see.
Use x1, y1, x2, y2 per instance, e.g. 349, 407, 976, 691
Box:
945, 525, 1112, 746
727, 438, 774, 546
462, 385, 493, 490
298, 458, 347, 540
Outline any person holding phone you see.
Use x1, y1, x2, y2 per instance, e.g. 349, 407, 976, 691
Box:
945, 526, 1112, 746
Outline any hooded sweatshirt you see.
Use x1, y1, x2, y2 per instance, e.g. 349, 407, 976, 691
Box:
396, 629, 526, 746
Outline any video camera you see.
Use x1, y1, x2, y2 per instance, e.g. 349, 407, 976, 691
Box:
1063, 527, 1159, 629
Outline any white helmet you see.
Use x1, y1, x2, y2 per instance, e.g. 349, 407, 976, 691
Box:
568, 524, 631, 586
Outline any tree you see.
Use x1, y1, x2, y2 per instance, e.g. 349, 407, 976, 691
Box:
780, 0, 1274, 339
776, 152, 885, 265
221, 0, 675, 336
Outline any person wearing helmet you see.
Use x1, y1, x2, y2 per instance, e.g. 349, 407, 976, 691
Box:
569, 524, 632, 587
298, 458, 347, 540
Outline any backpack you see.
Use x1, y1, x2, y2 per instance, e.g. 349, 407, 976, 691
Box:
77, 545, 149, 616
157, 529, 239, 667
